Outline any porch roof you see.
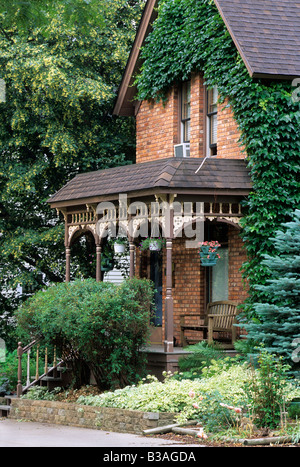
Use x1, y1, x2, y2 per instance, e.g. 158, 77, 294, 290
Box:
48, 158, 251, 207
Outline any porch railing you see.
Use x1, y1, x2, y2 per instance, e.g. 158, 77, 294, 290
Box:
17, 341, 64, 397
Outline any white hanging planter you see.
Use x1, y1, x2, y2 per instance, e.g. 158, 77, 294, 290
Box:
149, 240, 161, 251
114, 243, 126, 254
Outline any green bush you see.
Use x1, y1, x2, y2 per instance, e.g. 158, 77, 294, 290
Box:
244, 352, 296, 429
0, 351, 19, 394
176, 342, 227, 379
15, 278, 154, 390
0, 349, 44, 394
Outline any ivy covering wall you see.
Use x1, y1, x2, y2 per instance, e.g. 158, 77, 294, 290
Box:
135, 0, 300, 322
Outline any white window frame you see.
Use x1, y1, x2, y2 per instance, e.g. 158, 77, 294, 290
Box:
206, 86, 218, 156
181, 80, 191, 143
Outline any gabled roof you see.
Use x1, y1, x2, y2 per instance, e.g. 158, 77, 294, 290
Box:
215, 0, 300, 79
113, 0, 158, 117
48, 158, 251, 207
113, 0, 300, 116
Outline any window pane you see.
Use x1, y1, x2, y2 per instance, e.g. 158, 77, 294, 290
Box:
181, 80, 191, 142
210, 113, 217, 145
208, 86, 218, 114
184, 119, 190, 142
211, 248, 228, 302
182, 81, 191, 120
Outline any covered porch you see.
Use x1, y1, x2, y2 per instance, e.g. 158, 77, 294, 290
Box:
48, 157, 251, 374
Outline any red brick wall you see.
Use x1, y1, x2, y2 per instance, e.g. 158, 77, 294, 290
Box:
136, 73, 245, 163
136, 88, 179, 163
228, 226, 248, 303
166, 237, 205, 345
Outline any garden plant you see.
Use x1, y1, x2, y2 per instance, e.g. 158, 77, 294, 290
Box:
15, 277, 154, 390
23, 347, 300, 444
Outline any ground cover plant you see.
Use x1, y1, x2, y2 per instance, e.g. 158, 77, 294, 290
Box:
0, 348, 45, 394
23, 349, 300, 443
75, 352, 300, 434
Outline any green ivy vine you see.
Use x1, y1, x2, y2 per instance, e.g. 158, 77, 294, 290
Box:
135, 0, 300, 318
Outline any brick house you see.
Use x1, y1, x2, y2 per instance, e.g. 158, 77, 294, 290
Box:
48, 0, 299, 374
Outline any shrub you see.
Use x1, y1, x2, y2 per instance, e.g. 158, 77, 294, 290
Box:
0, 350, 42, 394
244, 351, 296, 429
176, 342, 226, 379
15, 277, 154, 390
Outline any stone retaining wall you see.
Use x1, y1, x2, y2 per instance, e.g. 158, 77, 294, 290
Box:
9, 399, 175, 435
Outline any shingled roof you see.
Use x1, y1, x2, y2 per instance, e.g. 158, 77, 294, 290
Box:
215, 0, 300, 79
114, 0, 300, 116
48, 158, 251, 207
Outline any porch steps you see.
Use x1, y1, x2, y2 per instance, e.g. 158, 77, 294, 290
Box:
23, 362, 72, 394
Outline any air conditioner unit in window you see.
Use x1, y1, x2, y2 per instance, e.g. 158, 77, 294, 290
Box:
174, 143, 190, 158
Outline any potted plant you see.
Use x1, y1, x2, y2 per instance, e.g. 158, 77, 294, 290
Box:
140, 237, 166, 251
113, 237, 127, 254
199, 241, 221, 266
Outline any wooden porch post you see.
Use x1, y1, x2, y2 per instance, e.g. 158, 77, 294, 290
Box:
96, 245, 102, 282
129, 241, 135, 278
65, 247, 71, 283
65, 215, 71, 283
17, 342, 23, 397
164, 205, 174, 353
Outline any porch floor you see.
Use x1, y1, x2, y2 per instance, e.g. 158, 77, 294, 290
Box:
141, 345, 192, 355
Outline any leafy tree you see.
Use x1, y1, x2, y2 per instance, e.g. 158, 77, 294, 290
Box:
242, 210, 300, 376
0, 0, 145, 348
0, 0, 107, 33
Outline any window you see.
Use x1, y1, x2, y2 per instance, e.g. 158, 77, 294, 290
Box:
207, 86, 218, 156
181, 81, 191, 143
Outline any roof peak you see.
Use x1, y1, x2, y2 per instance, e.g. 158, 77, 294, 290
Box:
114, 0, 300, 116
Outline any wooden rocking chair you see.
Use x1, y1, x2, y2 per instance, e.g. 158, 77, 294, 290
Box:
180, 300, 239, 348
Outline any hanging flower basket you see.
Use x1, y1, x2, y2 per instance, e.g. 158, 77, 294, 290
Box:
114, 243, 125, 254
140, 237, 166, 251
149, 240, 162, 251
199, 241, 221, 266
113, 238, 127, 254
